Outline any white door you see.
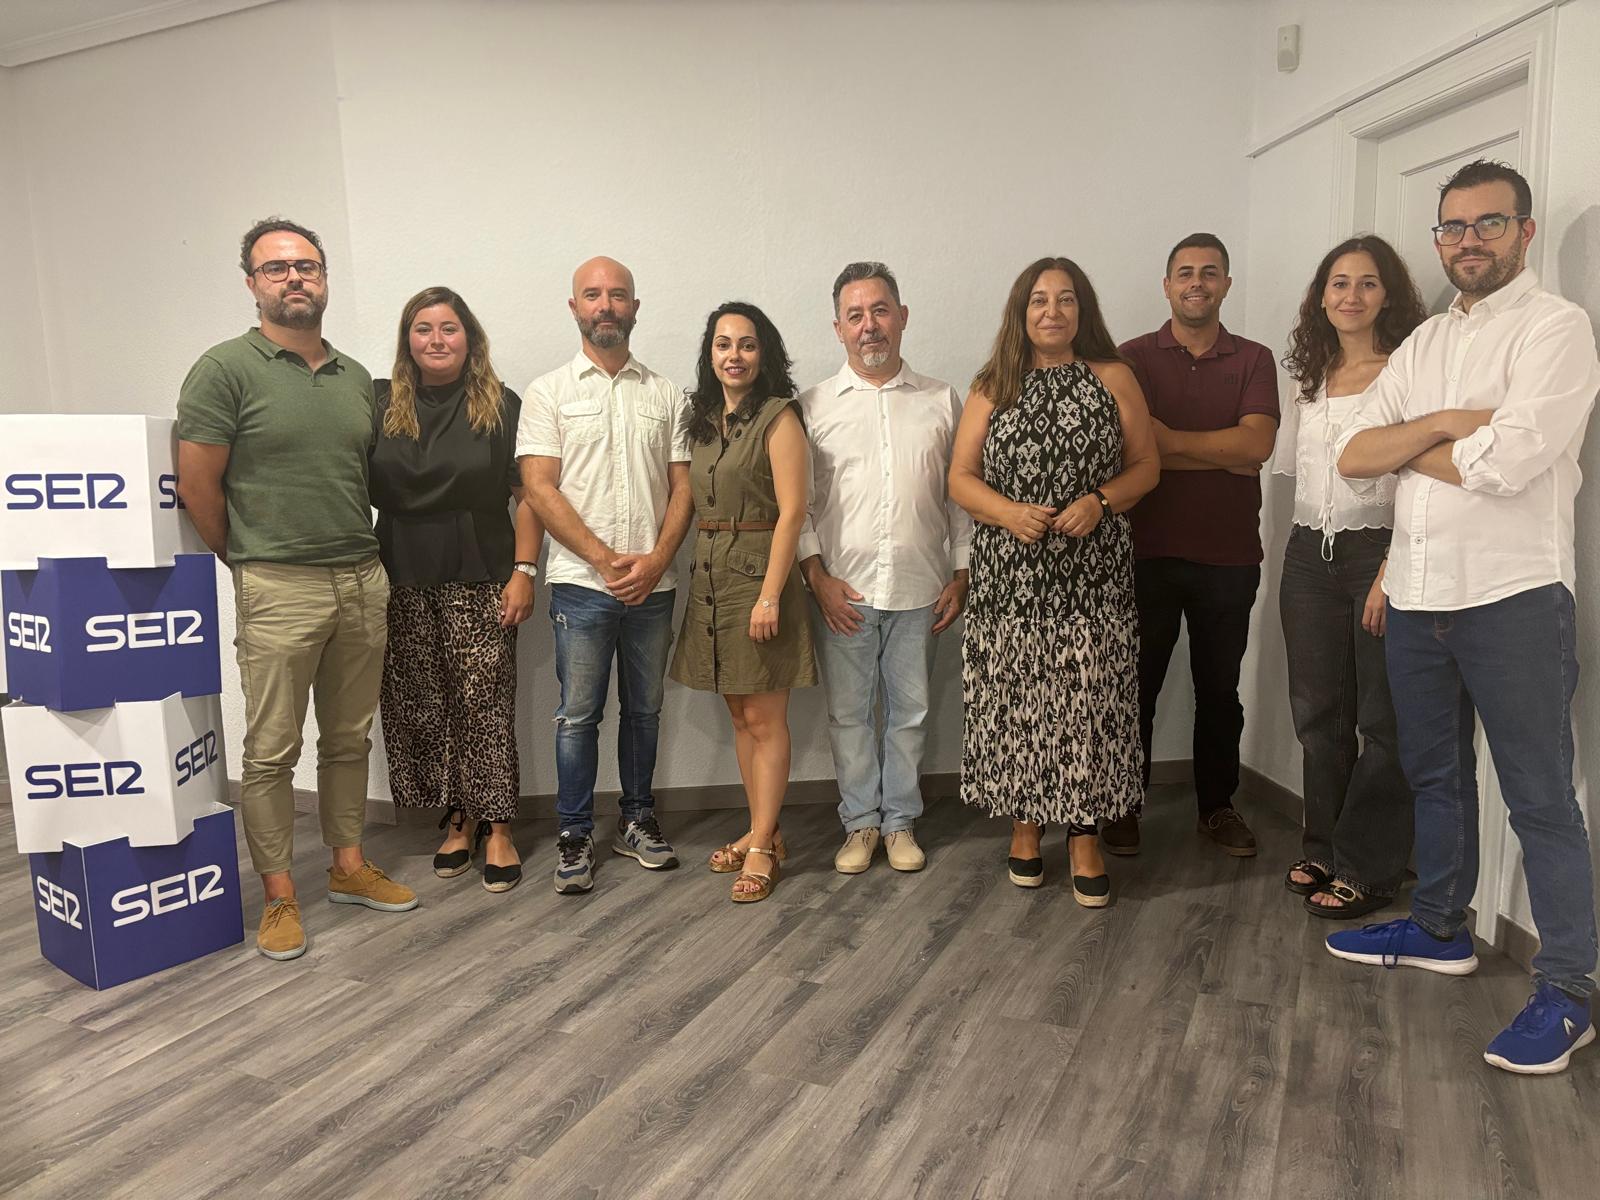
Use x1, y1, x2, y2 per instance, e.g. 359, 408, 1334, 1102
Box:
1371, 76, 1526, 313
1356, 72, 1532, 949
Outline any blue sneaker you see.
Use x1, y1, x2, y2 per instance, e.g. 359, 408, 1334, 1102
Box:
1484, 984, 1596, 1075
1325, 917, 1479, 975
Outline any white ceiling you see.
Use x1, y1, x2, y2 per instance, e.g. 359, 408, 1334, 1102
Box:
0, 0, 280, 68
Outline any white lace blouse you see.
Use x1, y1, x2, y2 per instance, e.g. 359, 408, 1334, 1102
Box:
1270, 382, 1395, 554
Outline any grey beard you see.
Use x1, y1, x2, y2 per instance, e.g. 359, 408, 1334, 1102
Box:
586, 325, 628, 350
859, 346, 890, 369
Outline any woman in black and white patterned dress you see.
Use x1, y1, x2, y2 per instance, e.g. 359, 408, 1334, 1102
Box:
949, 257, 1160, 904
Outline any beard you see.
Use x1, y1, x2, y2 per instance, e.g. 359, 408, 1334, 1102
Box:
578, 308, 635, 349
858, 342, 891, 369
259, 285, 326, 330
1445, 244, 1523, 297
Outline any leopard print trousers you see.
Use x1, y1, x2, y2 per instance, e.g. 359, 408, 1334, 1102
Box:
380, 581, 519, 821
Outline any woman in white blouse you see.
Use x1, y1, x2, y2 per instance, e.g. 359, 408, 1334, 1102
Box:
1274, 236, 1428, 919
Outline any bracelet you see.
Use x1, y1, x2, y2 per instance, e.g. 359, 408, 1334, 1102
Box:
758, 598, 777, 609
1091, 488, 1112, 516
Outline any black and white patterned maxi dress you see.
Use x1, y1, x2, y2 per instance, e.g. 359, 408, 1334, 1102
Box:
960, 362, 1144, 826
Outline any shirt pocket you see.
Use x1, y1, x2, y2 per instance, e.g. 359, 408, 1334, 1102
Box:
560, 398, 606, 446
634, 394, 670, 447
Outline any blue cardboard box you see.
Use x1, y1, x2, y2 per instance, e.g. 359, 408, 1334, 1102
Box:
2, 554, 221, 711
28, 804, 245, 989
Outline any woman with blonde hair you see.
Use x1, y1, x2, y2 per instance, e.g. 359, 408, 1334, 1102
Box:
949, 258, 1159, 903
370, 286, 543, 892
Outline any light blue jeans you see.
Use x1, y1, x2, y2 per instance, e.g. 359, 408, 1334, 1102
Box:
812, 604, 937, 834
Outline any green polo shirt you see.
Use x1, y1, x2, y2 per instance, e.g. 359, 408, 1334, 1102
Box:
176, 327, 380, 565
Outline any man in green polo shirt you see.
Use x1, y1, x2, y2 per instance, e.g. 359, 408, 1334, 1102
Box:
177, 216, 417, 962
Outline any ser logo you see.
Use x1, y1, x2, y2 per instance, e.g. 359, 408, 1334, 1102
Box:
4, 472, 127, 510
36, 877, 84, 930
158, 473, 185, 510
110, 866, 226, 928
24, 760, 145, 800
85, 610, 204, 653
174, 730, 220, 785
6, 612, 51, 652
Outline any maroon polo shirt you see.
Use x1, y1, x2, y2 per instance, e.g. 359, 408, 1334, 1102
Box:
1119, 321, 1280, 566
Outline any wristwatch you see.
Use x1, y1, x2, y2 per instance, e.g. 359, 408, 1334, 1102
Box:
1091, 488, 1112, 517
513, 561, 537, 579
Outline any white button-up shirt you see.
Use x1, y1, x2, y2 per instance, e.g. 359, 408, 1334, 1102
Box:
1335, 270, 1599, 611
516, 350, 690, 594
797, 361, 972, 611
1272, 384, 1397, 550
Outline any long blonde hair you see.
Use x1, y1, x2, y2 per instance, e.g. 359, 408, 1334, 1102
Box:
383, 286, 503, 439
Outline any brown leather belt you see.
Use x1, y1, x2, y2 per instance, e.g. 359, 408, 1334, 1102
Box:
697, 520, 777, 532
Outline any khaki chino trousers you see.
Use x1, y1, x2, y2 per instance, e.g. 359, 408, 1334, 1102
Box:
233, 556, 389, 874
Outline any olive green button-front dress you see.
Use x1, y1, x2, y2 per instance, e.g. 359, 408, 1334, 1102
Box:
669, 395, 818, 695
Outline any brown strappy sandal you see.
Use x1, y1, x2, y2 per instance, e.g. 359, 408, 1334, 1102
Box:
709, 829, 785, 874
731, 846, 782, 903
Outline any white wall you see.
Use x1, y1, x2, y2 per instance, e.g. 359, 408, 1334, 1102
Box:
1243, 0, 1600, 939
0, 65, 47, 414
4, 0, 1257, 800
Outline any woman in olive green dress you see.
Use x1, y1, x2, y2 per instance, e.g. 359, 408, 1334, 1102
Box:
670, 301, 817, 903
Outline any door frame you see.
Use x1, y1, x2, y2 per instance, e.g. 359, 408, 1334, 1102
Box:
1329, 10, 1556, 271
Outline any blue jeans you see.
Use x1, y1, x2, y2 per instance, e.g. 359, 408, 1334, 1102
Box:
812, 604, 937, 834
549, 584, 676, 838
1385, 583, 1596, 997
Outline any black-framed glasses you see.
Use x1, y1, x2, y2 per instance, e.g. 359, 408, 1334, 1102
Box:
1431, 214, 1529, 246
251, 259, 324, 282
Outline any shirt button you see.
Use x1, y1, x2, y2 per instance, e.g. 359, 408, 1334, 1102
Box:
706, 625, 714, 636
1413, 536, 1424, 545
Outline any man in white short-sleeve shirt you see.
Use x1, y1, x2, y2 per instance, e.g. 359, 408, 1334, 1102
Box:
1327, 160, 1600, 1076
517, 256, 693, 895
798, 262, 972, 875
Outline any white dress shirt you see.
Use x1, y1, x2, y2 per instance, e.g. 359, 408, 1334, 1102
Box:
1271, 383, 1396, 556
1335, 270, 1599, 611
516, 350, 690, 594
797, 361, 972, 611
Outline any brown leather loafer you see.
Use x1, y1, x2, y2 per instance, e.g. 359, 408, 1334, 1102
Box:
1198, 807, 1257, 857
1099, 814, 1141, 856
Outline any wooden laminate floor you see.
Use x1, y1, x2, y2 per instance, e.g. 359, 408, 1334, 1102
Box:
1, 784, 1596, 1200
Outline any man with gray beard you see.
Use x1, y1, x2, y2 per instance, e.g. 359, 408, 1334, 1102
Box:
517, 257, 694, 894
798, 262, 971, 874
178, 217, 416, 963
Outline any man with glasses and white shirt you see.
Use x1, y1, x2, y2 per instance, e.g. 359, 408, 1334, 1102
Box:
518, 256, 694, 895
799, 262, 972, 874
1327, 160, 1600, 1075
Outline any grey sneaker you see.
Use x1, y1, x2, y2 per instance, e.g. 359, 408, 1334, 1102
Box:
554, 832, 595, 894
613, 812, 679, 870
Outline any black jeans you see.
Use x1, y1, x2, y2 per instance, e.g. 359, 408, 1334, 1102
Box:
1136, 557, 1261, 815
1279, 526, 1413, 894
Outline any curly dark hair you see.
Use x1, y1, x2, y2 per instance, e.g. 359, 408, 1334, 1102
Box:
1281, 236, 1427, 403
684, 301, 797, 445
239, 216, 325, 274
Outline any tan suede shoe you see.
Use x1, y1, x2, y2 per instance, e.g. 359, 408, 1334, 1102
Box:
257, 897, 306, 960
834, 828, 880, 874
884, 830, 926, 872
328, 860, 420, 912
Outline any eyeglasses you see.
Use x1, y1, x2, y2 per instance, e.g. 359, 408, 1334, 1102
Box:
251, 259, 324, 282
1431, 214, 1528, 246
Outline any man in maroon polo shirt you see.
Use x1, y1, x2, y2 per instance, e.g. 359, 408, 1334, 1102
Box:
1106, 233, 1280, 858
